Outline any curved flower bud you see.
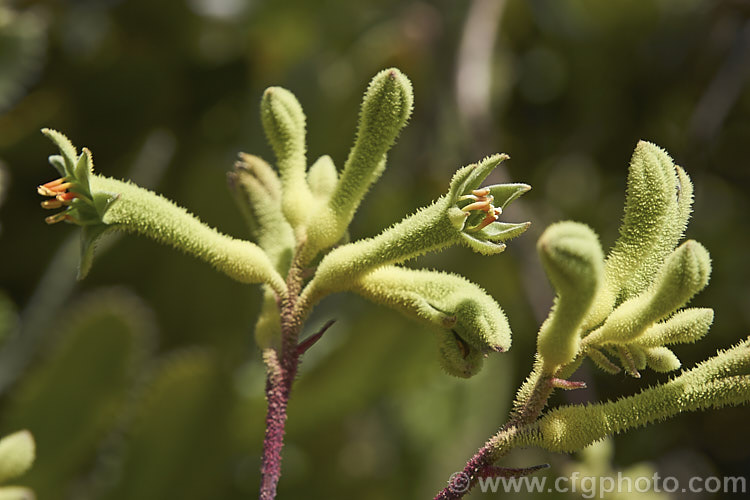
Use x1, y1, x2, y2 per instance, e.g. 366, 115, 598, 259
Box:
306, 155, 338, 201
349, 266, 511, 377
536, 222, 604, 373
227, 154, 295, 275
309, 155, 530, 295
38, 130, 287, 296
260, 86, 313, 229
585, 240, 711, 345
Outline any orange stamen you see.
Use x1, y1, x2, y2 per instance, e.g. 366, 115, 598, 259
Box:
41, 199, 64, 209
474, 211, 499, 231
49, 182, 73, 193
472, 187, 491, 197
462, 199, 492, 212
56, 191, 79, 201
45, 212, 71, 225
42, 178, 65, 188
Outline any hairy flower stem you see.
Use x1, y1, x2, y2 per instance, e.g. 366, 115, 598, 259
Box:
259, 251, 307, 500
434, 372, 556, 499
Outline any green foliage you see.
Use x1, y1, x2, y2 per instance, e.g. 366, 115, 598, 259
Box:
0, 6, 46, 113
0, 293, 16, 347
97, 350, 233, 500
0, 291, 153, 499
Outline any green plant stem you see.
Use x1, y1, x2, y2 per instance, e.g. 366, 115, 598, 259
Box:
434, 369, 556, 499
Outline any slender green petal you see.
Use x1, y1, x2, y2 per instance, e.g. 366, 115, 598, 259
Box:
41, 128, 77, 175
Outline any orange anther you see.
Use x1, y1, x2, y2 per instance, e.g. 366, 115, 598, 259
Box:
472, 187, 491, 197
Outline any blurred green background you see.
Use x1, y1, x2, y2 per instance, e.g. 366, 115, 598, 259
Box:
1, 0, 749, 498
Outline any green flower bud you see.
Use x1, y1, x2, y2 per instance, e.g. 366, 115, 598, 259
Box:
605, 141, 689, 296
536, 222, 604, 372
228, 154, 295, 275
350, 266, 511, 363
644, 346, 681, 372
260, 86, 313, 229
634, 308, 714, 348
586, 240, 711, 345
438, 330, 486, 378
330, 68, 413, 218
583, 142, 693, 331
0, 430, 35, 483
587, 347, 621, 375
305, 68, 413, 255
307, 155, 338, 201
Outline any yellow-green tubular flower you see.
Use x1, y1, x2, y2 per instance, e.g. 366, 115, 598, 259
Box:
583, 142, 693, 330
305, 68, 414, 256
307, 155, 338, 201
39, 130, 286, 296
260, 86, 313, 230
351, 266, 511, 377
536, 222, 604, 373
520, 338, 750, 453
227, 154, 295, 275
633, 308, 714, 348
0, 430, 34, 484
643, 346, 681, 372
310, 155, 530, 294
585, 240, 711, 345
